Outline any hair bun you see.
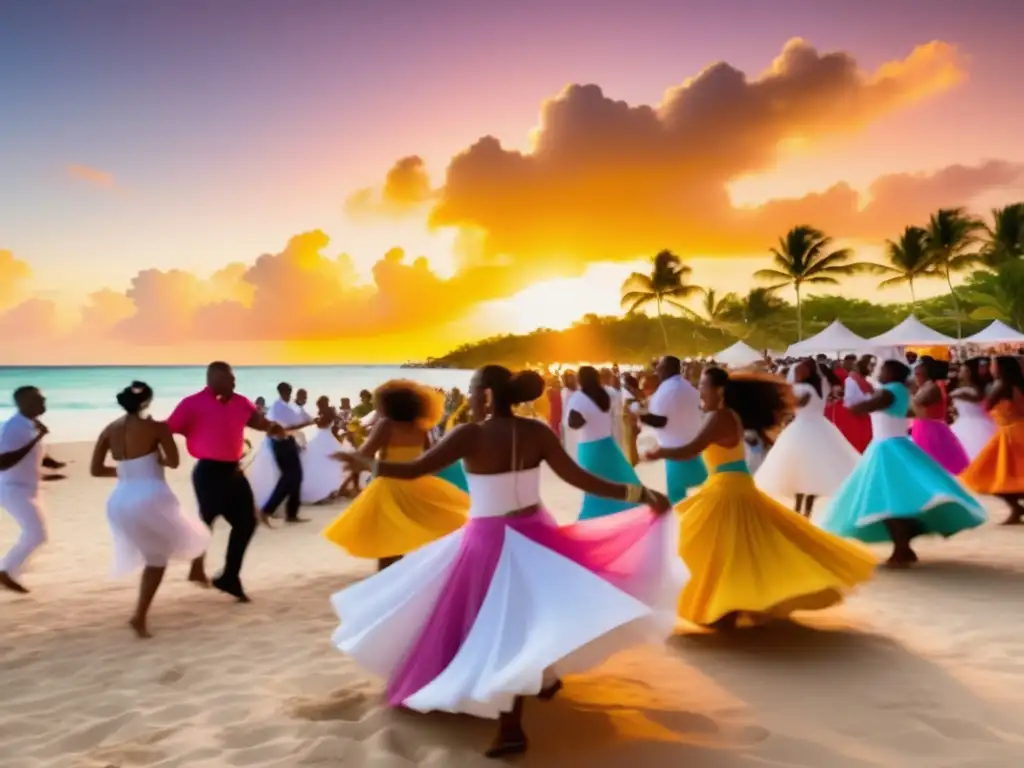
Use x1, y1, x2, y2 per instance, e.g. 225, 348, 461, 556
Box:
116, 380, 153, 414
505, 370, 545, 405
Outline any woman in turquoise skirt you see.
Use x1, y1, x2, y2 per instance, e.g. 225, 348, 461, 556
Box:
567, 366, 642, 519
819, 359, 986, 567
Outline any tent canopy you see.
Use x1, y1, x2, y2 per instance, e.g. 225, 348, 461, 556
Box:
964, 319, 1024, 345
785, 320, 872, 356
713, 340, 763, 366
868, 315, 957, 347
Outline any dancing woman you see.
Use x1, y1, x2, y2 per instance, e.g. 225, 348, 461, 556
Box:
910, 356, 969, 474
960, 356, 1024, 524
755, 359, 860, 517
645, 367, 875, 630
820, 360, 986, 567
566, 366, 642, 519
91, 382, 211, 638
321, 381, 468, 572
331, 365, 680, 758
949, 358, 997, 461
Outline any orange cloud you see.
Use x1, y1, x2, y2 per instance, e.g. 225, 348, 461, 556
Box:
344, 155, 436, 217
66, 163, 116, 189
0, 250, 32, 308
355, 38, 975, 269
0, 298, 58, 339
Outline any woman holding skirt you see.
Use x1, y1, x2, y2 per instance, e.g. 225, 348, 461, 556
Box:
910, 357, 969, 475
566, 366, 642, 520
645, 367, 875, 631
331, 365, 680, 758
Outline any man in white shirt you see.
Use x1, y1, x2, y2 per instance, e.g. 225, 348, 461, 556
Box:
0, 386, 54, 592
640, 356, 708, 503
263, 382, 313, 523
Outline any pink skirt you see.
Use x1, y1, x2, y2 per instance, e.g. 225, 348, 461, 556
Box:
911, 418, 970, 475
330, 505, 685, 719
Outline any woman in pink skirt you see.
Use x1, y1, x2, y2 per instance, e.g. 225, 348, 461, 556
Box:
331, 365, 683, 759
911, 356, 969, 475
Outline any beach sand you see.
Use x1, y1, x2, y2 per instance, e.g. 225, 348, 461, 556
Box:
4, 441, 1024, 767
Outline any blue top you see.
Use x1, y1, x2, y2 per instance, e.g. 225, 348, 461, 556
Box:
882, 382, 911, 416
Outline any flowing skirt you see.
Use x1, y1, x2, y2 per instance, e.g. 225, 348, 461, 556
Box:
330, 505, 685, 718
830, 404, 872, 453
577, 436, 641, 520
676, 470, 875, 626
960, 420, 1024, 496
911, 419, 970, 475
950, 415, 997, 461
322, 475, 469, 558
820, 437, 986, 543
247, 437, 280, 510
755, 414, 860, 498
434, 461, 470, 493
666, 457, 708, 504
107, 479, 211, 577
301, 429, 353, 504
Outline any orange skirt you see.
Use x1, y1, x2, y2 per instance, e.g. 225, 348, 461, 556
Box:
960, 420, 1024, 496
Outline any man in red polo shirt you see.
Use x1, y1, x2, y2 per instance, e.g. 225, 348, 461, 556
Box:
167, 361, 284, 603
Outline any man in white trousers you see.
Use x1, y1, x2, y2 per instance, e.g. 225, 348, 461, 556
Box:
0, 386, 57, 593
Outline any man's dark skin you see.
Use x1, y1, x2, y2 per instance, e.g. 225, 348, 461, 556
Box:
639, 356, 683, 429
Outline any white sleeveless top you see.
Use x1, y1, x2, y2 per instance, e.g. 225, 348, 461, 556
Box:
566, 390, 613, 442
465, 468, 543, 518
116, 452, 167, 482
791, 382, 826, 420
953, 391, 990, 421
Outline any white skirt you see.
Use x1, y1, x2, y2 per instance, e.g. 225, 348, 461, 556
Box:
755, 414, 861, 498
950, 415, 997, 461
107, 479, 210, 577
301, 429, 352, 504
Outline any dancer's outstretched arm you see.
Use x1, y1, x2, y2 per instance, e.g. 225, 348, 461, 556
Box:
644, 410, 725, 463
89, 428, 117, 478
334, 423, 476, 479
0, 421, 46, 471
847, 388, 894, 415
539, 427, 670, 513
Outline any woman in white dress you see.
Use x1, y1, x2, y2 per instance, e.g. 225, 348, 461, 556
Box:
756, 359, 860, 517
90, 382, 211, 638
331, 365, 681, 758
950, 358, 997, 460
301, 397, 355, 504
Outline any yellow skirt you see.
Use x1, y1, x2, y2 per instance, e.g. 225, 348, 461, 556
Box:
322, 475, 469, 559
676, 471, 876, 626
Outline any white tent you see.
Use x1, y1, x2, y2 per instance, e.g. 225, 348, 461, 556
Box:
713, 340, 763, 366
785, 320, 873, 356
868, 315, 957, 347
964, 320, 1024, 345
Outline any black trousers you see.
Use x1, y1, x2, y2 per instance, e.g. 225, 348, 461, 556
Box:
262, 437, 303, 520
193, 459, 257, 583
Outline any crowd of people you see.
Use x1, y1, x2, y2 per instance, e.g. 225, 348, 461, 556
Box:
1, 349, 1022, 757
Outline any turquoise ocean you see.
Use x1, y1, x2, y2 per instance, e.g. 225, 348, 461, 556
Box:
0, 366, 473, 443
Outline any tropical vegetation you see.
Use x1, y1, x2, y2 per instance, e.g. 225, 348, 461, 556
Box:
418, 203, 1024, 369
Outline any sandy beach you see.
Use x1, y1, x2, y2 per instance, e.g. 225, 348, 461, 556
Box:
4, 441, 1024, 768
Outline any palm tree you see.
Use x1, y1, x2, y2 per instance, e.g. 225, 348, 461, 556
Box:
962, 260, 1024, 331
697, 287, 739, 330
723, 287, 789, 346
619, 249, 702, 350
923, 207, 984, 339
981, 203, 1024, 266
872, 226, 936, 308
753, 225, 864, 340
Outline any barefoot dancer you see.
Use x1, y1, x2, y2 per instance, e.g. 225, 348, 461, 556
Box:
820, 359, 985, 567
960, 356, 1024, 524
0, 386, 56, 593
166, 361, 285, 602
91, 382, 211, 637
322, 381, 468, 572
647, 367, 874, 631
331, 365, 681, 759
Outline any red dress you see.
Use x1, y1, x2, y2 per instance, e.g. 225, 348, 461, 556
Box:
547, 388, 563, 438
830, 371, 874, 453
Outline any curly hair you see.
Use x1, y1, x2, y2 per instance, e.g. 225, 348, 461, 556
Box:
704, 366, 796, 431
373, 379, 446, 430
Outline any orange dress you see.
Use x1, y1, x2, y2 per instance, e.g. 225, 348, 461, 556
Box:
960, 395, 1024, 495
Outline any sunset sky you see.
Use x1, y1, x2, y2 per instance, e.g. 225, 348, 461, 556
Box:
2, 1, 1023, 364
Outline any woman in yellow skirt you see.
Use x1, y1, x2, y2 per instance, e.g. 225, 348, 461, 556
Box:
323, 380, 469, 571
644, 366, 876, 630
960, 356, 1024, 524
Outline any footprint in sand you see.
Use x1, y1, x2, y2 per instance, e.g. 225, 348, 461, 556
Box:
287, 690, 370, 723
